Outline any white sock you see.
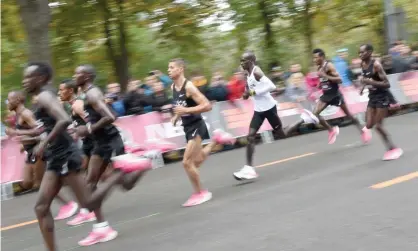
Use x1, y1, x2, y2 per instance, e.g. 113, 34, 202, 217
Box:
80, 208, 89, 214
93, 221, 109, 230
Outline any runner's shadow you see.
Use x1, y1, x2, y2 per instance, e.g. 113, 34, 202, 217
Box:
233, 180, 257, 186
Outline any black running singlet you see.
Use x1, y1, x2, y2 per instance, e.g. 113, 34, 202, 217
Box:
33, 88, 73, 155
361, 59, 388, 98
319, 61, 339, 96
172, 80, 202, 126
83, 85, 119, 140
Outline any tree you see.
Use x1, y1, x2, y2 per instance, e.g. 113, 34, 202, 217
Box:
16, 0, 51, 64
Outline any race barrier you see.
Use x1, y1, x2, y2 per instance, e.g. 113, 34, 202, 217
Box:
1, 71, 417, 199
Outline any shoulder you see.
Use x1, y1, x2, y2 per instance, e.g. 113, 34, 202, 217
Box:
21, 108, 34, 118
253, 66, 265, 80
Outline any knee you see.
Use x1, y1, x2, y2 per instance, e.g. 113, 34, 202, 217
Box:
182, 158, 193, 169
34, 201, 49, 218
247, 134, 256, 144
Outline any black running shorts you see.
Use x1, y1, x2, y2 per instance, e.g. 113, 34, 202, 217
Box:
320, 92, 345, 107
368, 94, 390, 109
46, 143, 82, 176
249, 105, 282, 133
183, 119, 210, 142
81, 137, 94, 157
91, 133, 125, 162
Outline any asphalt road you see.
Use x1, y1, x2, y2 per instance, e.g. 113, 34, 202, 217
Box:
2, 112, 417, 251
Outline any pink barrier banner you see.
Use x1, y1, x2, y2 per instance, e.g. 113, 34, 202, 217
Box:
1, 138, 25, 183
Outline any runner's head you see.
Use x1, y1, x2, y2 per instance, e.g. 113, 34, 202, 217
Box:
22, 62, 52, 94
73, 64, 96, 87
6, 91, 25, 111
240, 51, 256, 72
59, 79, 77, 102
359, 44, 373, 61
312, 48, 326, 66
168, 58, 185, 80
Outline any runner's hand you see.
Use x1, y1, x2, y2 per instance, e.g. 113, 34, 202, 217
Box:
243, 91, 250, 100
174, 106, 188, 116
171, 114, 179, 126
34, 140, 47, 159
76, 125, 89, 138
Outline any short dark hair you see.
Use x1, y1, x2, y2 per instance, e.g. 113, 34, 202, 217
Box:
312, 48, 325, 57
361, 44, 374, 52
61, 79, 78, 93
27, 62, 53, 82
170, 58, 186, 68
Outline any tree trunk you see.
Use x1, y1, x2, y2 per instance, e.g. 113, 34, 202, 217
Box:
303, 0, 314, 64
16, 0, 51, 64
99, 0, 130, 91
258, 0, 278, 68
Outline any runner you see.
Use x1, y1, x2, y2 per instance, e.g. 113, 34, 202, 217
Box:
358, 44, 403, 160
58, 79, 93, 170
286, 48, 370, 145
20, 62, 151, 250
168, 58, 235, 207
233, 51, 318, 181
67, 64, 152, 246
5, 90, 79, 221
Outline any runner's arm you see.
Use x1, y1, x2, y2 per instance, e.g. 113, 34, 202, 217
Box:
252, 67, 276, 95
320, 63, 341, 83
184, 82, 212, 114
86, 88, 116, 133
11, 109, 42, 137
362, 62, 390, 88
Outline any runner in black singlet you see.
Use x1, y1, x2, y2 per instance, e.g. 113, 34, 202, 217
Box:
20, 62, 148, 251
169, 58, 235, 207
5, 91, 44, 189
358, 44, 403, 160
5, 90, 78, 221
69, 64, 151, 246
311, 48, 370, 144
58, 79, 94, 169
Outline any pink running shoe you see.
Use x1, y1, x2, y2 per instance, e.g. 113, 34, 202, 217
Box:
55, 201, 79, 221
361, 127, 372, 144
182, 190, 212, 207
78, 227, 118, 246
67, 211, 96, 226
382, 148, 403, 161
112, 154, 153, 173
328, 126, 339, 144
212, 129, 236, 145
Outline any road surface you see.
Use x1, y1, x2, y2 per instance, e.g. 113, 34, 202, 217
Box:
2, 112, 418, 251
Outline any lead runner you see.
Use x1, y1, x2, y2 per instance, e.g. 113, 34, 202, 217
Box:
168, 58, 235, 207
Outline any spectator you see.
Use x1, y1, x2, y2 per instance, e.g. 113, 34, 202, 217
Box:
333, 48, 351, 87
270, 66, 285, 87
206, 72, 229, 101
227, 70, 246, 101
124, 80, 146, 115
286, 72, 307, 102
105, 82, 125, 117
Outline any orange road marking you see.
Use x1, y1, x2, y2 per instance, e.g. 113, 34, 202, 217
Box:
1, 219, 38, 231
370, 172, 418, 189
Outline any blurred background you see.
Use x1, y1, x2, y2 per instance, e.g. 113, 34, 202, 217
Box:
1, 0, 417, 118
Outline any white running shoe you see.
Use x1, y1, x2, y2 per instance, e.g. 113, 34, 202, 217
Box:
233, 165, 258, 181
300, 109, 319, 124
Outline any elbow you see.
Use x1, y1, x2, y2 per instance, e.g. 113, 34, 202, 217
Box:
107, 115, 116, 123
204, 102, 212, 112
61, 119, 72, 129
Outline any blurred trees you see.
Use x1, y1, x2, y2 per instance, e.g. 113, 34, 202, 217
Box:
1, 0, 417, 106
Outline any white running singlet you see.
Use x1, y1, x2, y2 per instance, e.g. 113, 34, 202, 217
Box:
247, 67, 277, 112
